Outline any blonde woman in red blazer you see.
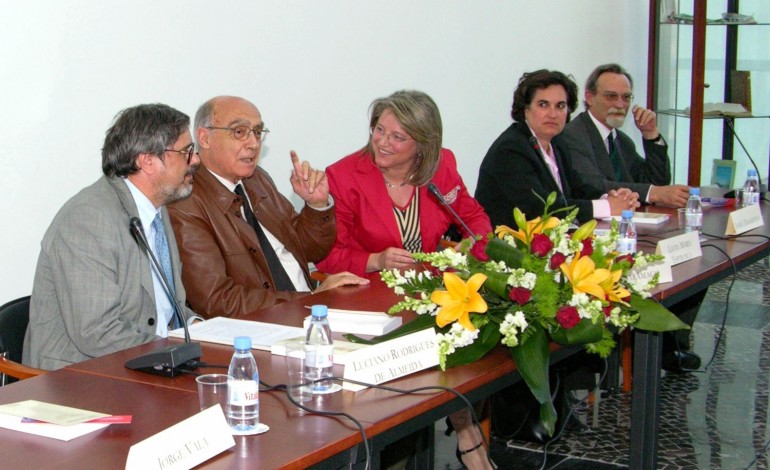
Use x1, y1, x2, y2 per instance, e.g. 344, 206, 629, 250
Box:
315, 91, 490, 279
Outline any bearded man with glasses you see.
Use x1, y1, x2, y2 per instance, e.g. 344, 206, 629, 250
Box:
168, 96, 367, 319
560, 63, 690, 208
24, 103, 202, 370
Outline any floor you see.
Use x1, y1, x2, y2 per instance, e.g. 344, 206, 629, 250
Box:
434, 256, 770, 469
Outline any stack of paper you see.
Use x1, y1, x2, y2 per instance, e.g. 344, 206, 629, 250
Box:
302, 308, 402, 336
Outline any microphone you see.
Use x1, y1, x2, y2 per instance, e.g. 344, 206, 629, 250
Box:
529, 136, 540, 152
724, 119, 765, 199
426, 182, 477, 239
529, 136, 568, 207
124, 217, 202, 377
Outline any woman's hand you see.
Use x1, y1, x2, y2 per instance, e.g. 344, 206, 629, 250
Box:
367, 247, 415, 272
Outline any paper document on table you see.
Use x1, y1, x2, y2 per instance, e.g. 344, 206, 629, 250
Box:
302, 308, 402, 335
604, 213, 670, 225
0, 413, 109, 441
0, 400, 109, 426
169, 317, 304, 351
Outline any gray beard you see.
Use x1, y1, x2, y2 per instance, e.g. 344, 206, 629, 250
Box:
606, 114, 626, 129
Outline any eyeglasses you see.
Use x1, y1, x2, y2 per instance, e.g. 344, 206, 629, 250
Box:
370, 125, 413, 145
205, 125, 270, 142
164, 144, 196, 164
600, 92, 634, 103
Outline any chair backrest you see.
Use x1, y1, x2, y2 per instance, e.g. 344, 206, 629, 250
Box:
0, 296, 33, 385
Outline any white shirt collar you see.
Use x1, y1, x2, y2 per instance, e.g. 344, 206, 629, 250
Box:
587, 109, 616, 142
123, 178, 161, 236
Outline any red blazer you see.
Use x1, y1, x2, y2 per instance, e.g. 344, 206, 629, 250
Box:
315, 148, 491, 277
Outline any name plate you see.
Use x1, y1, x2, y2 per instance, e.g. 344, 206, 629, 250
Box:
626, 258, 673, 285
126, 405, 235, 470
726, 204, 764, 235
343, 328, 439, 392
655, 231, 702, 266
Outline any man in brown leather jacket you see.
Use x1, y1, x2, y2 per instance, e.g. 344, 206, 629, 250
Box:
168, 96, 367, 318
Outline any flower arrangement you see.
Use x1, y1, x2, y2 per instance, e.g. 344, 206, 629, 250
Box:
347, 194, 687, 436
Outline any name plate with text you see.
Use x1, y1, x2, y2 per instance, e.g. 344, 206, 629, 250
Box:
126, 405, 235, 470
626, 258, 673, 285
343, 328, 439, 392
655, 231, 702, 266
726, 204, 764, 235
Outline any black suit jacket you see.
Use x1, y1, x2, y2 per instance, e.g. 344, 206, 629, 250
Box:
475, 122, 595, 227
559, 111, 671, 201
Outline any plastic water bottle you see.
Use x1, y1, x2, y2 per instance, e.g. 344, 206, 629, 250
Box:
227, 336, 259, 434
742, 169, 760, 206
616, 210, 637, 254
685, 188, 703, 235
305, 305, 334, 393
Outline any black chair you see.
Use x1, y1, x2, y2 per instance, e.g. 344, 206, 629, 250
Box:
0, 296, 44, 384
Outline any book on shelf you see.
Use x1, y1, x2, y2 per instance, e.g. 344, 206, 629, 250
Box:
683, 102, 751, 117
730, 71, 752, 113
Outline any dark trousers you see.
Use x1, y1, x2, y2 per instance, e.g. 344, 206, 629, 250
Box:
663, 289, 706, 352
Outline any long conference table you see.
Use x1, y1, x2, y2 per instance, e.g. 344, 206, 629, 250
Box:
1, 202, 769, 469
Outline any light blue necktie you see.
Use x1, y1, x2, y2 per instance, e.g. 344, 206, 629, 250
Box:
152, 213, 179, 328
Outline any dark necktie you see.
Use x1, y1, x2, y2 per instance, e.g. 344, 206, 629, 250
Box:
234, 184, 296, 292
607, 133, 622, 181
152, 214, 180, 329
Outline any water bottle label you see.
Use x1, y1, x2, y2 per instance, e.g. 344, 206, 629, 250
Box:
306, 345, 333, 368
617, 238, 636, 254
228, 380, 258, 406
749, 192, 760, 205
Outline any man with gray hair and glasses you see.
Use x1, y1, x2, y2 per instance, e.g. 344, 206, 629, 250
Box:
560, 63, 690, 207
169, 96, 367, 319
24, 103, 201, 370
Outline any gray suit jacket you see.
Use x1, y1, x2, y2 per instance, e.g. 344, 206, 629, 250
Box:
559, 111, 671, 201
23, 176, 194, 370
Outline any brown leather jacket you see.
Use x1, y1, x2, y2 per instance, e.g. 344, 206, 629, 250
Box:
168, 166, 335, 318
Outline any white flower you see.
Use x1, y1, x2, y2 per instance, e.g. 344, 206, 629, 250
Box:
500, 311, 528, 347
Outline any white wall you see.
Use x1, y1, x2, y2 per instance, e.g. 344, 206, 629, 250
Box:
0, 1, 650, 302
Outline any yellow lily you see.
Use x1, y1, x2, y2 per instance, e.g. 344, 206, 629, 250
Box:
495, 216, 559, 245
600, 269, 631, 304
560, 254, 612, 300
431, 272, 488, 331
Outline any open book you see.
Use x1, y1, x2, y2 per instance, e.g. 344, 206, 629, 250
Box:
684, 103, 751, 117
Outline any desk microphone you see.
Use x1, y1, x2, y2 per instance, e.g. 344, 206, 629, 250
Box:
427, 182, 477, 239
724, 119, 765, 198
125, 217, 201, 377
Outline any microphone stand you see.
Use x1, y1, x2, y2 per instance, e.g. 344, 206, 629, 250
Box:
426, 182, 477, 239
125, 217, 202, 377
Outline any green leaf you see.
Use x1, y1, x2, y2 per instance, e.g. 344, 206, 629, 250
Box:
472, 269, 510, 299
486, 238, 524, 269
510, 325, 555, 435
631, 295, 690, 332
549, 318, 604, 345
344, 314, 436, 344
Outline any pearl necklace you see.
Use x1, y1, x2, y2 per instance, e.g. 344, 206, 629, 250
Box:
384, 178, 409, 189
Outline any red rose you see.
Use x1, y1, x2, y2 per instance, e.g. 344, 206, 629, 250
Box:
470, 237, 490, 261
549, 252, 567, 270
509, 287, 531, 305
530, 233, 553, 257
580, 239, 594, 256
615, 253, 635, 268
602, 304, 613, 318
556, 305, 580, 329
